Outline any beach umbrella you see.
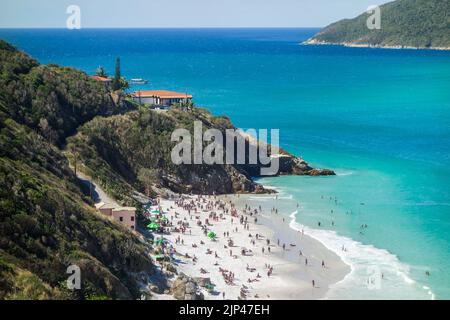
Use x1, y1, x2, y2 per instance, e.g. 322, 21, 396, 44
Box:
160, 216, 168, 222
154, 254, 164, 261
207, 231, 216, 239
205, 283, 215, 290
147, 222, 160, 230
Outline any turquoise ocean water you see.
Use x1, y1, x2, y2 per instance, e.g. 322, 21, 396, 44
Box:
1, 28, 449, 299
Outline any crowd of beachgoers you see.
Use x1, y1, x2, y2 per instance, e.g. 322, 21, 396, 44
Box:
149, 194, 349, 300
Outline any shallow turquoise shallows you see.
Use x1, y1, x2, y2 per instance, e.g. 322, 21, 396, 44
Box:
1, 28, 449, 299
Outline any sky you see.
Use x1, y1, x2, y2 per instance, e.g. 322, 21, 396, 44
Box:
0, 0, 391, 28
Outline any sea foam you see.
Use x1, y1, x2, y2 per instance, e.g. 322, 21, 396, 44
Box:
287, 210, 434, 300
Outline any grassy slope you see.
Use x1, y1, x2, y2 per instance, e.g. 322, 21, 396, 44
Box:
0, 40, 153, 300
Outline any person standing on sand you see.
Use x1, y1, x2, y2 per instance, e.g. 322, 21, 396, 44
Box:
312, 280, 315, 288
305, 258, 308, 266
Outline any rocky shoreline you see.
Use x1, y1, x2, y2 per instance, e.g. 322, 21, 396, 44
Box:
302, 39, 450, 51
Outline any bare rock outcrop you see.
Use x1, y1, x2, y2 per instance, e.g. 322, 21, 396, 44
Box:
171, 273, 204, 300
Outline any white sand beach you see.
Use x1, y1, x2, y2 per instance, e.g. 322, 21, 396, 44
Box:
152, 194, 350, 300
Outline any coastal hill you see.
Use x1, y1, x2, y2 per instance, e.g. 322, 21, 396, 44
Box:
0, 40, 153, 299
0, 39, 332, 299
66, 107, 334, 204
305, 0, 450, 50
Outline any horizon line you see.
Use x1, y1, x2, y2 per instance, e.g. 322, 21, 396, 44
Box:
0, 26, 323, 30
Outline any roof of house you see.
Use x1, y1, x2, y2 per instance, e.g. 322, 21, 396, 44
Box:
112, 207, 136, 212
95, 202, 117, 209
131, 90, 192, 99
91, 75, 112, 82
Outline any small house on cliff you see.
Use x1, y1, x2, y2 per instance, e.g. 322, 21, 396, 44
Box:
91, 75, 112, 89
95, 202, 136, 230
131, 90, 192, 108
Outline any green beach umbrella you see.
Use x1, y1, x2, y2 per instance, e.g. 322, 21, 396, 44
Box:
205, 283, 215, 290
147, 222, 160, 230
160, 216, 168, 222
207, 231, 216, 239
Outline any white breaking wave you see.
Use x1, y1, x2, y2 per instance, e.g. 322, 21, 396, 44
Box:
287, 210, 434, 300
334, 169, 355, 176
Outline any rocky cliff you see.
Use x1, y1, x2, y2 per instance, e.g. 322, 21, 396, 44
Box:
66, 107, 335, 200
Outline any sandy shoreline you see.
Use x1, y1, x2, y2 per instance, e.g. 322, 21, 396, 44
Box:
152, 194, 350, 300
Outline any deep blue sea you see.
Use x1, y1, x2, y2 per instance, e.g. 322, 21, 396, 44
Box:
1, 28, 449, 299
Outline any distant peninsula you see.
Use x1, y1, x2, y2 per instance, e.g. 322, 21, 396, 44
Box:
304, 0, 450, 50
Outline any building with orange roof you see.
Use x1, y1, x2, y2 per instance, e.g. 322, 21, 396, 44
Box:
131, 90, 192, 108
91, 75, 112, 89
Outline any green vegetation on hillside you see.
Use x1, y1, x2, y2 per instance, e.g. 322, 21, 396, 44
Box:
66, 107, 260, 200
307, 0, 450, 49
0, 40, 152, 300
